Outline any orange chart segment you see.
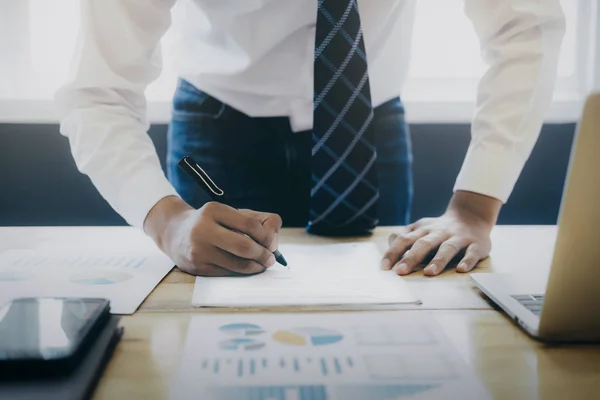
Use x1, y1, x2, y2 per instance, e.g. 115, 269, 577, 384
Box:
272, 328, 344, 346
272, 331, 308, 346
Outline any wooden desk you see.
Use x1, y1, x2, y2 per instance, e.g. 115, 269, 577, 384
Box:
2, 226, 599, 399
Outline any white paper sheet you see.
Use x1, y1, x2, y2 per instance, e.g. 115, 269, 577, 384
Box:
0, 249, 173, 314
192, 243, 419, 308
170, 312, 492, 400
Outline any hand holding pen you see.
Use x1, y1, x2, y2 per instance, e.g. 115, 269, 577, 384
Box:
143, 158, 287, 277
178, 156, 288, 269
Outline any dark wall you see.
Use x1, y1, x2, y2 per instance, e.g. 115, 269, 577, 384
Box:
0, 123, 575, 226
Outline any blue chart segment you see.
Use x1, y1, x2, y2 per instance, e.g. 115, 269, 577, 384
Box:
219, 338, 265, 351
273, 327, 344, 346
220, 323, 265, 336
70, 270, 133, 285
204, 385, 327, 400
200, 357, 354, 378
0, 270, 32, 282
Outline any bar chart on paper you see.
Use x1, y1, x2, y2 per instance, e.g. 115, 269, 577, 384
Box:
202, 384, 441, 400
200, 356, 356, 379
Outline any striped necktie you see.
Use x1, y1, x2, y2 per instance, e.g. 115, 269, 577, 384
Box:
308, 0, 379, 236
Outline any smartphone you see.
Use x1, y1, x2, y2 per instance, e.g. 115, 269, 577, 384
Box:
0, 297, 111, 379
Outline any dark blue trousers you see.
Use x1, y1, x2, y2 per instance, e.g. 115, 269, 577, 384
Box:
167, 79, 413, 228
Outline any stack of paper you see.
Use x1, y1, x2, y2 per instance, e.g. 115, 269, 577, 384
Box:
193, 242, 419, 308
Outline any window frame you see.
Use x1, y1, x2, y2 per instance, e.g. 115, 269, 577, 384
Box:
0, 0, 597, 124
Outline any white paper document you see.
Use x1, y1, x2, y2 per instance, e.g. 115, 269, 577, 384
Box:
171, 312, 492, 400
192, 243, 419, 308
0, 249, 173, 314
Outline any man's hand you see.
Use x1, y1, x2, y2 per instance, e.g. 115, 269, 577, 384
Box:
382, 191, 502, 276
144, 196, 282, 276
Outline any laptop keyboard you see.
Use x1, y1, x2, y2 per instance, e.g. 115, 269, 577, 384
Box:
511, 294, 545, 316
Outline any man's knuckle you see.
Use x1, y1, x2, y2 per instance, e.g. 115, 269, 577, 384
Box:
235, 240, 254, 256
253, 230, 270, 247
258, 249, 272, 265
393, 235, 411, 245
271, 214, 283, 228
237, 259, 253, 271
443, 241, 461, 252
244, 218, 262, 234
461, 235, 477, 244
416, 237, 433, 247
402, 252, 417, 263
431, 256, 448, 265
265, 233, 277, 249
200, 201, 219, 215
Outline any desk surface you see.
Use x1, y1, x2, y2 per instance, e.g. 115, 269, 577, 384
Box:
2, 226, 599, 399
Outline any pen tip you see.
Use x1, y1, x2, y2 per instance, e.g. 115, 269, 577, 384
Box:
274, 250, 288, 267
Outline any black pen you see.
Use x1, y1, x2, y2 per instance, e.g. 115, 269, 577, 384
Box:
178, 156, 288, 268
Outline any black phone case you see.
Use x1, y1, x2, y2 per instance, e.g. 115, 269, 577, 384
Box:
0, 316, 123, 400
0, 298, 111, 380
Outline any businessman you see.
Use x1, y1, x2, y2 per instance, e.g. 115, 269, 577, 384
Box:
56, 0, 565, 277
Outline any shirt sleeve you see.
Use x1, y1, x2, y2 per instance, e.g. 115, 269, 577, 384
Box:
455, 0, 566, 202
55, 0, 179, 229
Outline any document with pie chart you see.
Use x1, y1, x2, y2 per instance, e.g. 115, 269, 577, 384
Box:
172, 312, 492, 400
0, 247, 173, 314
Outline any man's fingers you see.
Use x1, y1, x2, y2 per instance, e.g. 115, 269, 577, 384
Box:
237, 209, 283, 251
395, 233, 449, 276
387, 225, 414, 246
212, 247, 266, 275
381, 229, 428, 270
212, 225, 276, 267
257, 212, 282, 251
456, 243, 485, 273
240, 209, 283, 230
424, 239, 468, 276
182, 262, 235, 277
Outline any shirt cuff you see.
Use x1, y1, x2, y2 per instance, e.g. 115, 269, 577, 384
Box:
453, 146, 525, 204
116, 169, 180, 230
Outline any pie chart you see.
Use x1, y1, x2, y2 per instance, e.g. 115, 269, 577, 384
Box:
273, 327, 344, 346
70, 271, 133, 285
220, 323, 265, 336
219, 338, 265, 351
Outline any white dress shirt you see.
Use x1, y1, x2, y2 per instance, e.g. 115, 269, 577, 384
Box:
55, 0, 566, 229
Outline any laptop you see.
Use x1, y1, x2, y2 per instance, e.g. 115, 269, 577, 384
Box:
470, 93, 600, 342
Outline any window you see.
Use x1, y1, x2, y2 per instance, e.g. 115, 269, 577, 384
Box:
403, 0, 596, 122
0, 0, 597, 123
